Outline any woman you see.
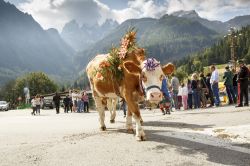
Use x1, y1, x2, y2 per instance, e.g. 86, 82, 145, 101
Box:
191, 73, 201, 109
187, 79, 193, 109
35, 94, 41, 115
199, 73, 208, 108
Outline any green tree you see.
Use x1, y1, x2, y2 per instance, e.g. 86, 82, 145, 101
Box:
14, 72, 58, 99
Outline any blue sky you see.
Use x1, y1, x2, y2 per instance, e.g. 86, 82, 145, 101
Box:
5, 0, 250, 31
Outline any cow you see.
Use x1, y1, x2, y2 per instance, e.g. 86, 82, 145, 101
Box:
86, 31, 174, 141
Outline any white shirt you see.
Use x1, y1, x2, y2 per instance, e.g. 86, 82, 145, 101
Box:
210, 69, 219, 84
31, 99, 36, 107
180, 86, 188, 96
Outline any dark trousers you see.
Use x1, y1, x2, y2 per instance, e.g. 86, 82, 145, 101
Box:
55, 104, 60, 114
225, 85, 236, 104
208, 89, 214, 106
36, 105, 40, 114
64, 104, 70, 113
188, 93, 192, 109
84, 102, 89, 112
239, 80, 249, 105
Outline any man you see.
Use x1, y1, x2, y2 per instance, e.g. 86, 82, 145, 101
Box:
223, 66, 236, 104
236, 60, 249, 107
82, 91, 89, 113
53, 92, 61, 114
210, 65, 220, 107
63, 95, 70, 113
206, 73, 214, 107
171, 73, 180, 110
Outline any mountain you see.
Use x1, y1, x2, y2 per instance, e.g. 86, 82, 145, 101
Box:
226, 15, 250, 29
61, 19, 118, 51
171, 10, 227, 33
74, 15, 219, 70
171, 10, 250, 34
0, 0, 75, 86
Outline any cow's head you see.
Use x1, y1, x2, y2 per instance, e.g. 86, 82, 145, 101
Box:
124, 58, 175, 104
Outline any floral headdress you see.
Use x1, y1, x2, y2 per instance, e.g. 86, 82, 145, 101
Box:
118, 29, 137, 59
143, 58, 160, 71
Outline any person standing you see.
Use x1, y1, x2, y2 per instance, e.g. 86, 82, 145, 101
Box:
35, 94, 41, 115
236, 60, 249, 107
53, 92, 61, 114
63, 95, 70, 113
210, 65, 221, 107
199, 73, 208, 108
191, 73, 200, 109
171, 73, 180, 110
180, 83, 188, 110
223, 66, 236, 104
206, 73, 215, 107
120, 98, 127, 117
187, 79, 193, 109
82, 91, 89, 113
232, 68, 238, 99
31, 97, 36, 115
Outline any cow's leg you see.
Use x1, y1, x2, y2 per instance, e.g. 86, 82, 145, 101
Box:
126, 97, 145, 141
126, 110, 133, 133
107, 98, 117, 123
94, 96, 106, 131
133, 113, 146, 141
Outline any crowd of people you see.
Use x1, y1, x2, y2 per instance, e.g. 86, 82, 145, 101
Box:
159, 60, 249, 115
30, 91, 90, 115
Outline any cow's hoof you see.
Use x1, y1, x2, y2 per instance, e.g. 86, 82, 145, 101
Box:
100, 126, 106, 131
110, 119, 115, 123
136, 135, 146, 141
127, 129, 134, 134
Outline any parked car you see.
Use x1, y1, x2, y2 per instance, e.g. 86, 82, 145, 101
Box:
41, 99, 54, 109
0, 101, 9, 111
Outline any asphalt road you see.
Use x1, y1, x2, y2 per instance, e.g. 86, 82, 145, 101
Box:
0, 106, 249, 166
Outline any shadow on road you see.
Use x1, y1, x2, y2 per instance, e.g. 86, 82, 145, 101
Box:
143, 121, 214, 130
144, 128, 250, 166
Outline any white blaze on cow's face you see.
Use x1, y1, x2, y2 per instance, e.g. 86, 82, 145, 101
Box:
141, 59, 164, 103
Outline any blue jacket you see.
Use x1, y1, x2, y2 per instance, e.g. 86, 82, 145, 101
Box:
161, 78, 170, 98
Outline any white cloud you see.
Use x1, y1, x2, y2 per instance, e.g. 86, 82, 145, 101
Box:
16, 0, 250, 31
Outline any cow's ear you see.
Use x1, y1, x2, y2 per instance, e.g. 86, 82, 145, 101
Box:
123, 61, 142, 74
162, 63, 175, 75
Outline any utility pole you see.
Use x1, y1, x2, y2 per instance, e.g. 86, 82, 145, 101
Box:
225, 27, 242, 71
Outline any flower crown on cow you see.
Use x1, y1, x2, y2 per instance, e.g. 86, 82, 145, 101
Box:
94, 29, 138, 81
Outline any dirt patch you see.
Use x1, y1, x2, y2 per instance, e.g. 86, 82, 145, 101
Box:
217, 133, 239, 139
213, 129, 225, 133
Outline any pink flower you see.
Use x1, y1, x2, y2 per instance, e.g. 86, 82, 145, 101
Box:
96, 72, 104, 80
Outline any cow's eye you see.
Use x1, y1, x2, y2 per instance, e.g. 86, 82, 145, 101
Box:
160, 75, 164, 81
141, 72, 147, 82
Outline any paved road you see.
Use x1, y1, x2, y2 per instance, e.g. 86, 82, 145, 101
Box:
0, 106, 250, 166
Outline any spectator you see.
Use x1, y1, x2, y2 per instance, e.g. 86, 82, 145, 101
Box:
206, 73, 215, 107
180, 83, 188, 110
210, 65, 221, 107
53, 92, 61, 114
171, 73, 180, 110
63, 95, 71, 113
236, 60, 249, 107
232, 68, 238, 99
120, 98, 127, 117
160, 76, 171, 114
82, 91, 89, 113
187, 79, 193, 109
199, 73, 208, 108
191, 73, 200, 109
31, 97, 36, 115
223, 66, 236, 104
35, 94, 41, 115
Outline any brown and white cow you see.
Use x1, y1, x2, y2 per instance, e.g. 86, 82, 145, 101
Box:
86, 52, 174, 141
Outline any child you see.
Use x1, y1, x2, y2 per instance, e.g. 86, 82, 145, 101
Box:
180, 83, 188, 110
31, 97, 36, 115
